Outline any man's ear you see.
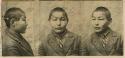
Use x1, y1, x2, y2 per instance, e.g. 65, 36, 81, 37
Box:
105, 18, 112, 26
108, 18, 112, 24
10, 18, 15, 27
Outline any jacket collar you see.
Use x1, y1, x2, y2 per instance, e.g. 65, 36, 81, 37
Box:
5, 28, 33, 55
91, 27, 116, 55
47, 29, 76, 55
95, 27, 111, 39
51, 29, 67, 39
6, 28, 23, 42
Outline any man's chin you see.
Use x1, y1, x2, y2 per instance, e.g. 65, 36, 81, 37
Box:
54, 30, 63, 34
20, 30, 26, 34
94, 29, 102, 33
20, 31, 25, 34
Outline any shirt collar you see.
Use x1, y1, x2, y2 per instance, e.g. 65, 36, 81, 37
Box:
95, 27, 111, 38
6, 28, 23, 39
51, 29, 67, 39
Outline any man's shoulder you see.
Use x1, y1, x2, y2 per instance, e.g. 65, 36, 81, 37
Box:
47, 30, 81, 39
2, 36, 18, 50
66, 31, 81, 38
2, 30, 18, 47
110, 30, 121, 37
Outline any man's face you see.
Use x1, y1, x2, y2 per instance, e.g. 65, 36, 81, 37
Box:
13, 14, 27, 33
49, 11, 68, 34
91, 11, 110, 33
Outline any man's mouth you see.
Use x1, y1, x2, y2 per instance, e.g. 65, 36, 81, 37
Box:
55, 27, 62, 30
95, 27, 101, 30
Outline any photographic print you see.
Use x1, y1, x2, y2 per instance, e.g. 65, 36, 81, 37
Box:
1, 0, 123, 56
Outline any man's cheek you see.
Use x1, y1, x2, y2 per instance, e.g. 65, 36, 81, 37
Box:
99, 21, 105, 26
51, 23, 56, 28
62, 22, 67, 27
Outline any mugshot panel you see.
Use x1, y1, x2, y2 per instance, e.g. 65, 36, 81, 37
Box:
1, 0, 36, 56
1, 0, 123, 56
37, 0, 123, 56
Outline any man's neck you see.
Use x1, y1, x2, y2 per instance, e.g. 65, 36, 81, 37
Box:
95, 27, 110, 36
8, 28, 21, 36
52, 29, 67, 38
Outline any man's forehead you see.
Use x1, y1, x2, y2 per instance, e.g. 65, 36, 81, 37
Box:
52, 11, 64, 17
93, 11, 106, 17
20, 12, 25, 16
20, 15, 26, 18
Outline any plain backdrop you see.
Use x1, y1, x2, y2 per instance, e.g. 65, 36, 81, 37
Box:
1, 0, 123, 55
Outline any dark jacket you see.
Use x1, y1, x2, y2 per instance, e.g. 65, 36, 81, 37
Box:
38, 30, 82, 56
2, 29, 34, 56
81, 28, 123, 56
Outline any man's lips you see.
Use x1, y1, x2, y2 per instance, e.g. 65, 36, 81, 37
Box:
94, 27, 101, 30
55, 27, 62, 30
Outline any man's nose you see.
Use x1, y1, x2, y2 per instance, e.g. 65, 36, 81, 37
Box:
57, 20, 61, 26
25, 22, 28, 26
95, 20, 99, 26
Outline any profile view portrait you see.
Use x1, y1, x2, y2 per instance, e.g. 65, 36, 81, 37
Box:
82, 6, 123, 56
38, 7, 82, 56
2, 7, 34, 56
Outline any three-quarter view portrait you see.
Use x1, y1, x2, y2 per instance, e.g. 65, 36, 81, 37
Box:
1, 0, 123, 56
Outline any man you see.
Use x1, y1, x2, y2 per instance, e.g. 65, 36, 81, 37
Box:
81, 6, 123, 56
38, 7, 82, 56
2, 7, 34, 56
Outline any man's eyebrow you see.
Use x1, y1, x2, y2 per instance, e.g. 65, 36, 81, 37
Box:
51, 15, 57, 18
98, 17, 103, 18
22, 15, 26, 17
61, 17, 65, 18
91, 16, 95, 18
24, 16, 26, 18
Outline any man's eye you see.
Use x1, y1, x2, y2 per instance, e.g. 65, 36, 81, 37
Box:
20, 16, 26, 21
52, 18, 57, 21
20, 18, 26, 21
61, 18, 65, 21
92, 19, 96, 20
22, 19, 26, 21
99, 19, 104, 20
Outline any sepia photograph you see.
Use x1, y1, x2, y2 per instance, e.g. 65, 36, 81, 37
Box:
1, 0, 124, 57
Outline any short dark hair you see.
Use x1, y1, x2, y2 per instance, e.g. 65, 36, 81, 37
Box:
48, 7, 68, 22
92, 6, 112, 21
4, 7, 25, 28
